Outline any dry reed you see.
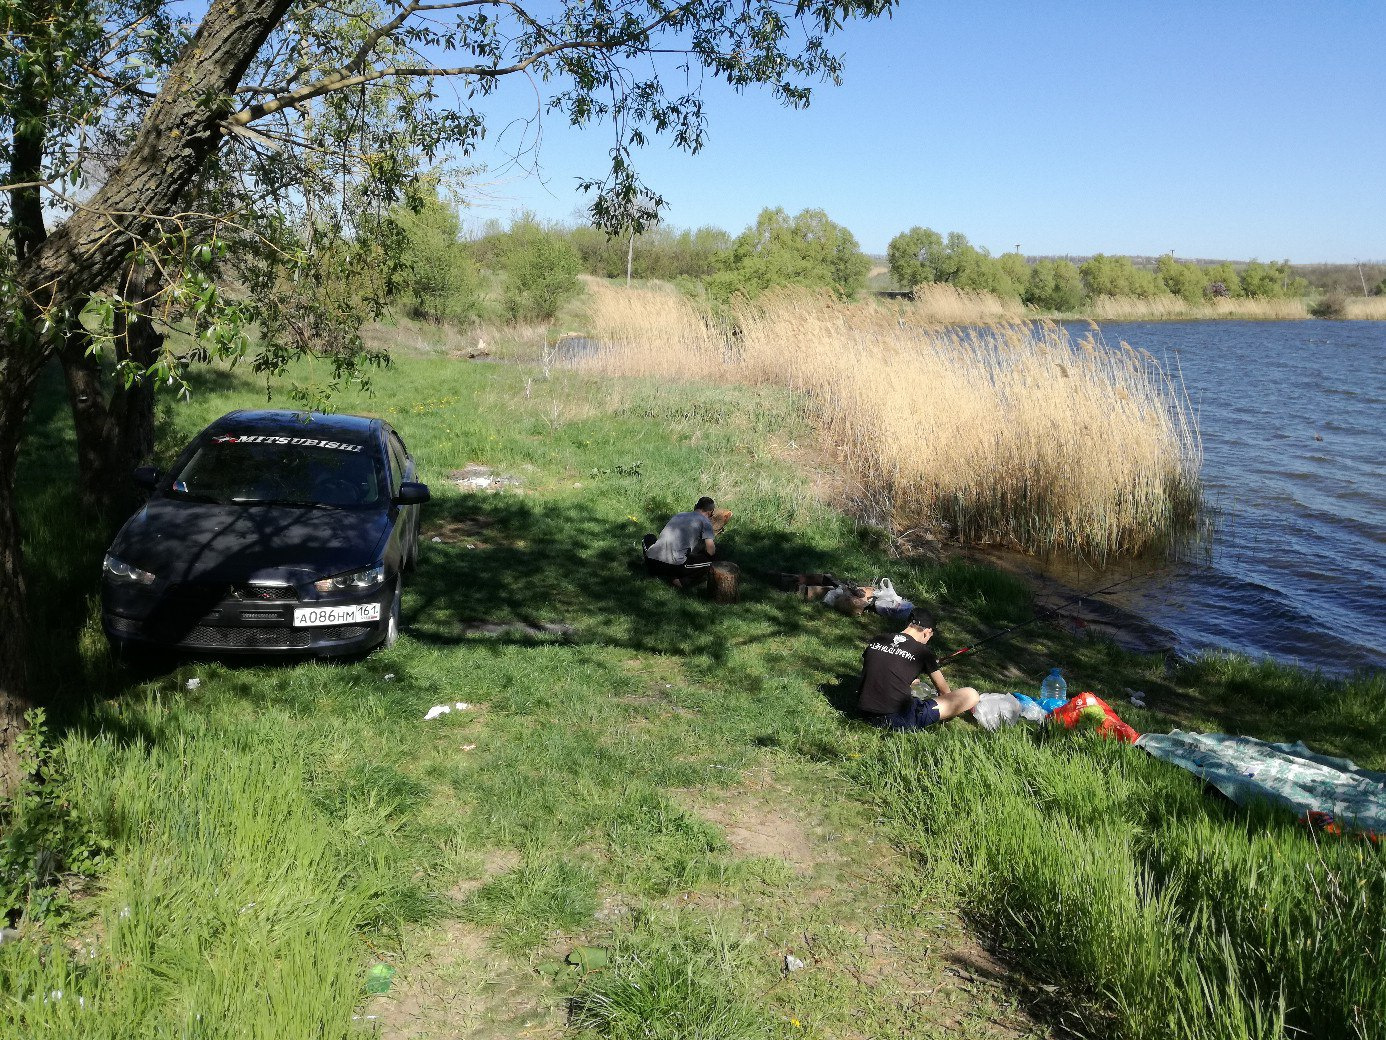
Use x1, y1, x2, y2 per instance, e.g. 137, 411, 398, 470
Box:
1344, 296, 1386, 320
1087, 295, 1311, 321
907, 283, 1027, 324
580, 282, 1201, 559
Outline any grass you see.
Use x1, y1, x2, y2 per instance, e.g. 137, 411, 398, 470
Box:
580, 282, 1201, 561
3, 325, 1383, 1039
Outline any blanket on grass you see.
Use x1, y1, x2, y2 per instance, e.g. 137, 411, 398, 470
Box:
1135, 731, 1386, 838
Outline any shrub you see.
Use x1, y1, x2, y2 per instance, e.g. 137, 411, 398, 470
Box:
497, 219, 583, 322
1309, 292, 1348, 319
1, 710, 107, 923
393, 188, 483, 323
707, 207, 870, 303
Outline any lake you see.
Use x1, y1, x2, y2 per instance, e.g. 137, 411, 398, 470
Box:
1041, 320, 1385, 676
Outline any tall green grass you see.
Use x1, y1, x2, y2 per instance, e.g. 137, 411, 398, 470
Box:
857, 723, 1386, 1040
1, 698, 437, 1038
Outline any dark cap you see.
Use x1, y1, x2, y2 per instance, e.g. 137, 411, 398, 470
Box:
908, 607, 937, 630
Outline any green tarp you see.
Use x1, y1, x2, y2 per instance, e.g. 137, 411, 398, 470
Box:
1135, 730, 1386, 836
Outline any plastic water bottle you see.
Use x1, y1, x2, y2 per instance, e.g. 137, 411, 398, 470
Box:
1040, 668, 1067, 703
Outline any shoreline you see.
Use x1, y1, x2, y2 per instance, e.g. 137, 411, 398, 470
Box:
962, 546, 1182, 660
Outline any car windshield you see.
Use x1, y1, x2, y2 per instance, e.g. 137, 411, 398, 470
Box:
167, 435, 383, 508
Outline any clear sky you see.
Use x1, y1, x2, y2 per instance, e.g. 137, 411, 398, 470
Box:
453, 0, 1386, 262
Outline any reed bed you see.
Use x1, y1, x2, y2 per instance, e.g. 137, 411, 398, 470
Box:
1087, 295, 1311, 321
907, 282, 1027, 324
581, 282, 1201, 559
1344, 296, 1386, 320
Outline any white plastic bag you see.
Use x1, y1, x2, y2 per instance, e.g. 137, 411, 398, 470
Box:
873, 578, 902, 610
971, 693, 1023, 731
822, 587, 846, 608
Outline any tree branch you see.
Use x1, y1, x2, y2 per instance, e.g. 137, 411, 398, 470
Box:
226, 2, 693, 129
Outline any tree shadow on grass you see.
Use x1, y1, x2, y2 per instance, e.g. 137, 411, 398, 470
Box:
402, 490, 872, 668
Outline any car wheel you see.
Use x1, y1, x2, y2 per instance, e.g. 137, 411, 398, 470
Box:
384, 584, 402, 649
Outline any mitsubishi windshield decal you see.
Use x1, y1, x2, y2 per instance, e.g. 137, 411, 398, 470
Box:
212, 435, 365, 452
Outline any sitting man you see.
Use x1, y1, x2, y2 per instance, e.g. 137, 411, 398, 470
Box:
857, 608, 980, 730
644, 496, 722, 588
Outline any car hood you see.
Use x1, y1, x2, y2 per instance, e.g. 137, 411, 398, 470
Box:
109, 499, 391, 585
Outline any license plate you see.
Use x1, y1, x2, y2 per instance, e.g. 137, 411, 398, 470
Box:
293, 603, 381, 627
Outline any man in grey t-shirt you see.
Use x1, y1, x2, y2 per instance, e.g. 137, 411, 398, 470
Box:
644, 496, 718, 587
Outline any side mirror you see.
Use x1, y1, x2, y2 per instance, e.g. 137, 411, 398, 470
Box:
393, 481, 430, 506
132, 466, 160, 491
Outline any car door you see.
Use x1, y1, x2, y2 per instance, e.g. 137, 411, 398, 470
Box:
385, 426, 420, 567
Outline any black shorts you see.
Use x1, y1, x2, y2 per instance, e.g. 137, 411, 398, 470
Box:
865, 697, 941, 732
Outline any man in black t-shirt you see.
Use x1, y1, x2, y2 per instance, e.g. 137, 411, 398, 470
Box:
857, 608, 980, 731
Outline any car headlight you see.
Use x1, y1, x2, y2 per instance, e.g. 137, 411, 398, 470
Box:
104, 555, 157, 586
314, 564, 385, 595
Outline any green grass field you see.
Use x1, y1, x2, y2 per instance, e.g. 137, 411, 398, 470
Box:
3, 337, 1382, 1039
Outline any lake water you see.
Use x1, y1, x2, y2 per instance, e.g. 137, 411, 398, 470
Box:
1042, 321, 1385, 676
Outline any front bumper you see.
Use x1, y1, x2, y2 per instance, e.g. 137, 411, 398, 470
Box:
102, 578, 393, 656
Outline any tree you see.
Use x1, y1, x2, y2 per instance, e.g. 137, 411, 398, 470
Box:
394, 184, 482, 323
496, 217, 583, 322
886, 226, 944, 291
1240, 259, 1306, 299
1203, 262, 1242, 298
1079, 254, 1166, 299
885, 226, 1021, 298
1023, 259, 1085, 312
0, 0, 901, 791
707, 206, 870, 302
1156, 255, 1208, 304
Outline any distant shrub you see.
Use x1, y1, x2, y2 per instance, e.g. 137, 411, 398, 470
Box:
497, 219, 583, 322
1309, 292, 1348, 319
886, 226, 1024, 299
393, 185, 483, 324
1079, 254, 1166, 299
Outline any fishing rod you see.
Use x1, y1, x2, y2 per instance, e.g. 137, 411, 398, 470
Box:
934, 572, 1144, 668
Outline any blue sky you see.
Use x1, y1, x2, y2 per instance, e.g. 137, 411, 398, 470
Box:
454, 1, 1385, 262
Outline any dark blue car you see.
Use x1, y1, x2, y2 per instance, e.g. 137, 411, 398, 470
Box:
101, 409, 429, 657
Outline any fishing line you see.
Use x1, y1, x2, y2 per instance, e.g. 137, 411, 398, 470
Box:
935, 572, 1144, 668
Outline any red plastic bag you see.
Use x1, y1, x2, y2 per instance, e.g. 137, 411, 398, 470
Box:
1048, 692, 1140, 744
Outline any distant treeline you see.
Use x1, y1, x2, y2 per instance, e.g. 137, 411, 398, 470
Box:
883, 227, 1386, 309
384, 187, 1386, 325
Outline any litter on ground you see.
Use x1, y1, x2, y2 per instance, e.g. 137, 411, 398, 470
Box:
424, 702, 472, 720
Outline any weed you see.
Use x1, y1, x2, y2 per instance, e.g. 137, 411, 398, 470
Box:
0, 710, 109, 925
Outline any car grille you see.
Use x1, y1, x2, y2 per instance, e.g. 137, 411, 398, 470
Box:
231, 583, 299, 602
165, 582, 301, 605
176, 623, 375, 649
182, 626, 312, 649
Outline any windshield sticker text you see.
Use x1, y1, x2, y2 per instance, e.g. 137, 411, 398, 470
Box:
212, 435, 364, 452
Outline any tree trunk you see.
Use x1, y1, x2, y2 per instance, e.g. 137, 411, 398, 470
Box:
60, 328, 116, 515
0, 360, 44, 796
1, 0, 295, 793
60, 264, 162, 518
110, 265, 161, 484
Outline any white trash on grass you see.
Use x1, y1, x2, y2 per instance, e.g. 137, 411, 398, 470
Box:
424, 702, 472, 720
971, 693, 1024, 731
